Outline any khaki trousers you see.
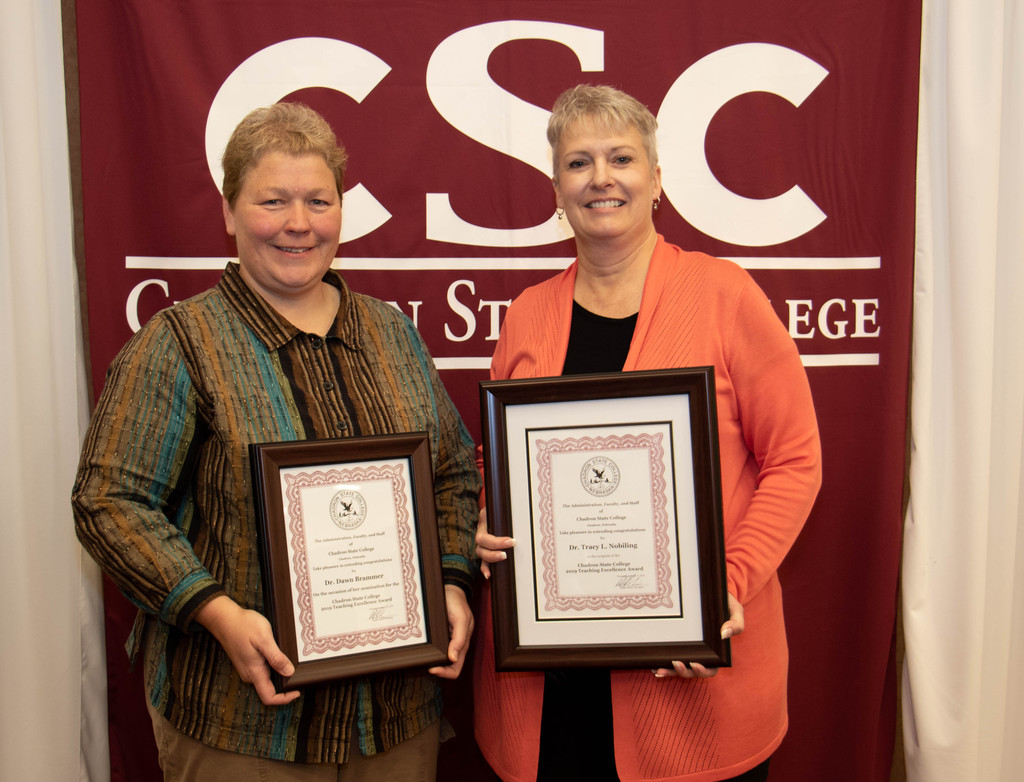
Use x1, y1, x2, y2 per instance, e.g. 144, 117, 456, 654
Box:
147, 701, 440, 782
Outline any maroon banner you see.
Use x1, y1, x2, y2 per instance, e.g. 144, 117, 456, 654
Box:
73, 1, 920, 779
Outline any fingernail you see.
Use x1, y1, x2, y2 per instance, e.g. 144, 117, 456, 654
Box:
498, 551, 507, 561
721, 628, 732, 639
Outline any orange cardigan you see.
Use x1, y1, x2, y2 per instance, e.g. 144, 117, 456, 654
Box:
473, 236, 822, 781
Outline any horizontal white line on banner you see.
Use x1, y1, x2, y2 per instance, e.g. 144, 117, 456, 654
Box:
432, 354, 880, 370
800, 353, 880, 367
126, 257, 234, 270
125, 256, 881, 271
433, 357, 492, 371
725, 257, 881, 270
340, 258, 574, 270
124, 257, 573, 271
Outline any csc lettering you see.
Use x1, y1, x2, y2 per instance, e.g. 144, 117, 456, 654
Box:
205, 23, 829, 249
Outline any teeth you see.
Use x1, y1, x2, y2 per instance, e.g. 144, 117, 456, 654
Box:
587, 200, 625, 209
279, 247, 307, 253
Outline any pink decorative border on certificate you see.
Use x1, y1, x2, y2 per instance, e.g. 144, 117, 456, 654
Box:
282, 464, 423, 656
534, 433, 675, 613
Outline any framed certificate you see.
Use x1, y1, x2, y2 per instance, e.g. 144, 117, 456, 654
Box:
249, 433, 449, 689
480, 368, 730, 670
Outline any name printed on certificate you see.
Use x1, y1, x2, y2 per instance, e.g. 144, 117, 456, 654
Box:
280, 461, 426, 662
529, 425, 684, 621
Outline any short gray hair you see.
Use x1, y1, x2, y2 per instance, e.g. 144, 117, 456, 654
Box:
547, 84, 658, 175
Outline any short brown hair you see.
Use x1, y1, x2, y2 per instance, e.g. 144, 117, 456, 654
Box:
547, 85, 658, 175
221, 102, 348, 206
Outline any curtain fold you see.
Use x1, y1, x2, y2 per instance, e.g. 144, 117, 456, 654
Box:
0, 0, 107, 780
904, 0, 1024, 780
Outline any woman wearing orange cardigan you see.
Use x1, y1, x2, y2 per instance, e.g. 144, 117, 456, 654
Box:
473, 85, 822, 782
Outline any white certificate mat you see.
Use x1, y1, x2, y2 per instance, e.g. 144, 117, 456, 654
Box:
279, 459, 425, 662
508, 398, 703, 647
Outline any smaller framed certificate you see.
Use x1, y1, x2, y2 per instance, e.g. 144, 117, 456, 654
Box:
249, 433, 449, 689
480, 368, 730, 671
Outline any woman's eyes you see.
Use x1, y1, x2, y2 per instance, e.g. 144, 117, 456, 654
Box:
566, 155, 633, 170
260, 198, 332, 206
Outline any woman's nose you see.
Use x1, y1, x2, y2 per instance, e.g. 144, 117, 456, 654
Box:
282, 201, 310, 231
591, 160, 613, 188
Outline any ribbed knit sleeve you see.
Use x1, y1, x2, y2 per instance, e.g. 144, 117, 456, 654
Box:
714, 273, 821, 603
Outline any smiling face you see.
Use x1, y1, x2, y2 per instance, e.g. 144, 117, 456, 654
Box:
222, 151, 342, 309
552, 119, 662, 251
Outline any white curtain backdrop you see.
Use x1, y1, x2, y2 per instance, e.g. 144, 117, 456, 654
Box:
0, 0, 1021, 780
0, 0, 108, 780
904, 0, 1024, 781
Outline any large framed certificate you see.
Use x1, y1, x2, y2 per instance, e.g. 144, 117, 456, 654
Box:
249, 433, 449, 689
480, 368, 730, 670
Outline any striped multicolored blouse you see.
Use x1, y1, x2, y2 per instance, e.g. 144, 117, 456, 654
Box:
73, 263, 481, 763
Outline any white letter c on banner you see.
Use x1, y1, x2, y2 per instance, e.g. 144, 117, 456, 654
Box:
205, 37, 392, 243
658, 43, 829, 247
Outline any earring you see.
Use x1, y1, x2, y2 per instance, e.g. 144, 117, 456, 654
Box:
653, 197, 661, 211
556, 208, 565, 220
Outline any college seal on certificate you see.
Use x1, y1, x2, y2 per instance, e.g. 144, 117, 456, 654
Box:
580, 455, 620, 497
330, 490, 367, 530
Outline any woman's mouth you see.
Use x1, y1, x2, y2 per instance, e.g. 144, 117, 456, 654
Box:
585, 199, 625, 209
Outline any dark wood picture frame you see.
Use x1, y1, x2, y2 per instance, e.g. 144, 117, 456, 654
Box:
249, 433, 449, 689
480, 368, 731, 671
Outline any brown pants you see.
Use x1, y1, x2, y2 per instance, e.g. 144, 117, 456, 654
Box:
147, 701, 440, 782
